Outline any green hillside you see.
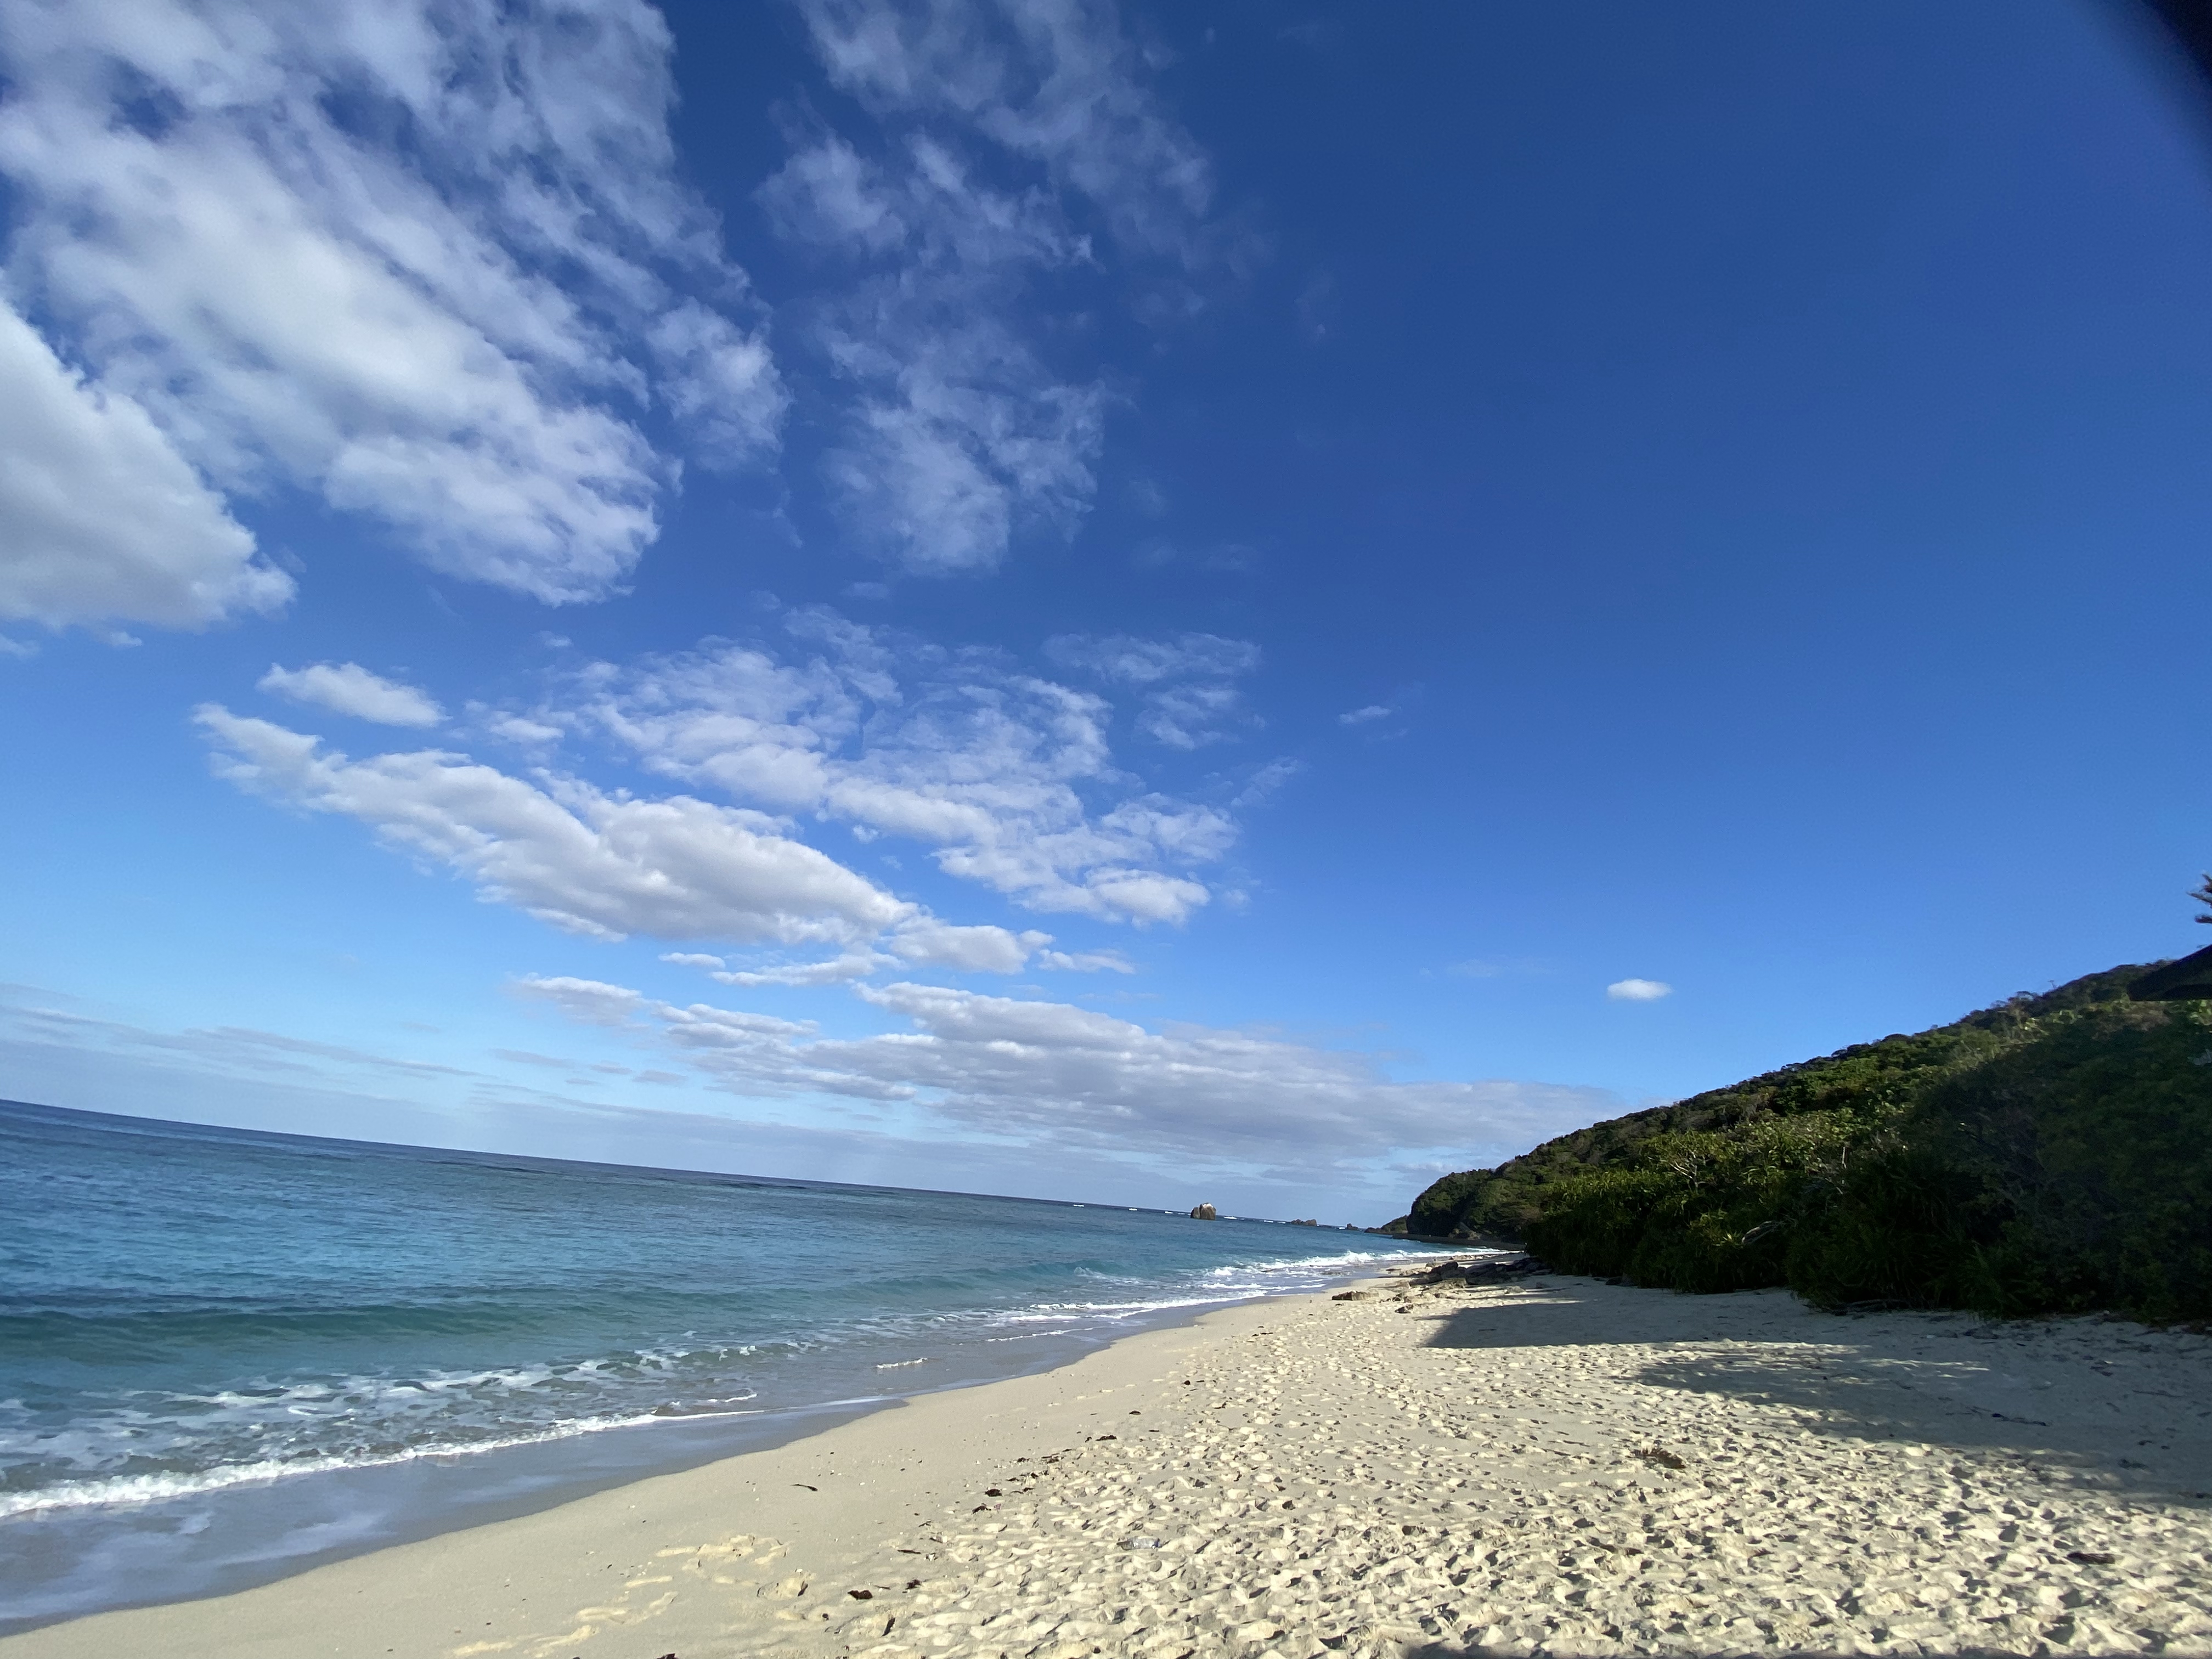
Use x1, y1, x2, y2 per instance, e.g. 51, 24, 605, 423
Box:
1404, 964, 2212, 1322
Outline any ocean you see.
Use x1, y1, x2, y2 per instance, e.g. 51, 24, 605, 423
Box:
0, 1098, 1439, 1633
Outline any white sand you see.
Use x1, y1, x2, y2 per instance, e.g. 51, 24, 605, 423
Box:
8, 1268, 2211, 1657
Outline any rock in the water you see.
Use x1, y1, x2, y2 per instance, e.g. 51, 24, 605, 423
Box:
1189, 1203, 1218, 1220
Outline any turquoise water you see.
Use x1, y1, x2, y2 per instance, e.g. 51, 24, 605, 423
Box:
0, 1098, 1436, 1629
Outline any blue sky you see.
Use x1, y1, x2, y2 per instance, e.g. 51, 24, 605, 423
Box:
2, 0, 2208, 1222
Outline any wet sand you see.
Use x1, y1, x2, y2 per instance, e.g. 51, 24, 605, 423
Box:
7, 1266, 2210, 1657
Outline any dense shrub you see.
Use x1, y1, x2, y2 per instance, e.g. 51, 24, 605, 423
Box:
1404, 966, 2212, 1323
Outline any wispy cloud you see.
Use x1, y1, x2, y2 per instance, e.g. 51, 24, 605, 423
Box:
1035, 948, 1135, 974
0, 0, 784, 611
1045, 631, 1262, 749
540, 611, 1240, 924
766, 0, 1227, 573
792, 0, 1220, 265
1606, 978, 1674, 1002
1339, 704, 1393, 726
1446, 957, 1551, 980
259, 663, 444, 728
517, 972, 1618, 1178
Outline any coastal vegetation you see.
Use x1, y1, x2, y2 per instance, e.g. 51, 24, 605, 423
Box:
1403, 964, 2212, 1322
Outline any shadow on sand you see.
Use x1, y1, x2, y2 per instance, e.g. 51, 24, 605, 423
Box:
1398, 1646, 2047, 1658
1417, 1278, 2211, 1508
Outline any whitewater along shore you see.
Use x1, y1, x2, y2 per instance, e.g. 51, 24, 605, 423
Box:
6, 1263, 2210, 1658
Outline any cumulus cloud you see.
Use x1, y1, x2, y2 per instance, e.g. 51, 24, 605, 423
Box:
201, 609, 1283, 974
888, 918, 1051, 972
259, 662, 444, 727
1606, 978, 1673, 1002
0, 0, 783, 606
196, 695, 1152, 982
0, 298, 290, 631
520, 972, 1617, 1177
194, 706, 908, 944
548, 613, 1238, 924
766, 0, 1222, 573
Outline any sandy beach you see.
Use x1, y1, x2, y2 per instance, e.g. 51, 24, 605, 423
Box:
7, 1264, 2211, 1658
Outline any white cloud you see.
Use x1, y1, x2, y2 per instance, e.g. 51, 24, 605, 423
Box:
691, 923, 1063, 987
1045, 631, 1261, 749
0, 0, 783, 605
764, 0, 1223, 573
487, 714, 566, 749
521, 972, 1618, 1177
197, 696, 1152, 981
195, 706, 909, 944
1339, 704, 1392, 726
1046, 632, 1259, 686
510, 974, 652, 1028
712, 952, 888, 988
259, 662, 444, 727
819, 315, 1105, 574
0, 297, 290, 631
0, 980, 1424, 1217
792, 0, 1216, 263
888, 919, 1051, 972
1136, 681, 1250, 751
763, 131, 1105, 573
647, 302, 786, 467
1606, 978, 1673, 1002
1231, 758, 1302, 809
757, 134, 911, 253
1034, 948, 1133, 973
202, 610, 1282, 972
550, 614, 1238, 924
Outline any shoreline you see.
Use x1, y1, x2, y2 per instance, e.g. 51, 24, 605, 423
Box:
0, 1268, 1373, 1658
0, 1234, 1438, 1637
6, 1265, 2210, 1657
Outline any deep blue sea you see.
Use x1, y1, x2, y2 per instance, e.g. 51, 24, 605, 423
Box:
0, 1098, 1439, 1631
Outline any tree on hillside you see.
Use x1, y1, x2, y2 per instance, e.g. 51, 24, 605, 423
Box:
2196, 874, 2212, 923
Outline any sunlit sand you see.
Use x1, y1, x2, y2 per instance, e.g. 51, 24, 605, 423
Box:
9, 1265, 2210, 1657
